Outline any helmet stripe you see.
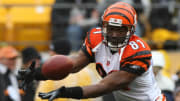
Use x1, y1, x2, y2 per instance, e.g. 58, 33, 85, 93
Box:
104, 12, 131, 24
115, 2, 136, 15
109, 7, 133, 18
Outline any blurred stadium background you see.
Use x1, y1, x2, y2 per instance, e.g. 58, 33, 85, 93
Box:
1, 0, 180, 101
0, 0, 180, 76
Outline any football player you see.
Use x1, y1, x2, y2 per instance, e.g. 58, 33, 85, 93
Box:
19, 2, 166, 101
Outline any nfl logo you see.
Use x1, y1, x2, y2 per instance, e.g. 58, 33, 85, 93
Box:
106, 60, 110, 66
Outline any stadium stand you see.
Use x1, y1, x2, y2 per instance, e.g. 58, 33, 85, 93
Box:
9, 6, 52, 51
38, 0, 55, 5
0, 7, 7, 41
0, 0, 55, 5
0, 0, 55, 51
1, 0, 36, 5
151, 28, 180, 49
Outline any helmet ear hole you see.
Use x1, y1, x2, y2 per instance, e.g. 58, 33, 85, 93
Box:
130, 26, 135, 33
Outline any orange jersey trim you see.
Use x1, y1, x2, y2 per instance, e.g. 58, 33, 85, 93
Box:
84, 27, 103, 56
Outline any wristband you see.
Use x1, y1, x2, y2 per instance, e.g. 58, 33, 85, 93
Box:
60, 86, 83, 99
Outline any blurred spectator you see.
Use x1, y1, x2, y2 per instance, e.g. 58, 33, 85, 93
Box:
174, 87, 180, 101
150, 28, 180, 50
152, 51, 175, 101
149, 0, 176, 31
174, 69, 180, 88
51, 0, 97, 42
49, 39, 72, 55
133, 0, 151, 37
20, 47, 42, 101
49, 39, 71, 55
0, 46, 21, 101
51, 0, 70, 40
96, 0, 134, 16
21, 47, 42, 69
66, 1, 98, 51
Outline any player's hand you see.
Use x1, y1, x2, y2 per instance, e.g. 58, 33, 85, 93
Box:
18, 61, 36, 90
39, 86, 65, 101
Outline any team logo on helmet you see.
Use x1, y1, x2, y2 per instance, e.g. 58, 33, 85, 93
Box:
109, 18, 123, 26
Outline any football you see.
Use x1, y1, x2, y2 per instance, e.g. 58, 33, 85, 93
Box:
42, 55, 73, 80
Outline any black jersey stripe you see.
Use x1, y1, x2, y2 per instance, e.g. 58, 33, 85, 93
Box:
121, 57, 151, 69
121, 64, 146, 75
124, 50, 151, 60
81, 45, 95, 62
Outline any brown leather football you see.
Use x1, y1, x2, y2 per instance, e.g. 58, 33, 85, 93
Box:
42, 55, 73, 80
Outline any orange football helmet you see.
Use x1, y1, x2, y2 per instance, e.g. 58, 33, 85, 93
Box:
102, 2, 137, 51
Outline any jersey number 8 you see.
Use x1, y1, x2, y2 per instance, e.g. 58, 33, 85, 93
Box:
129, 40, 145, 50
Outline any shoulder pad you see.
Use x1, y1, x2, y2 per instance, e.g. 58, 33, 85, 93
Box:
121, 35, 151, 60
85, 27, 103, 49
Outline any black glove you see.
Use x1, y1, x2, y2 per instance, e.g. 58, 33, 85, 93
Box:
39, 86, 66, 101
18, 61, 36, 90
39, 86, 83, 101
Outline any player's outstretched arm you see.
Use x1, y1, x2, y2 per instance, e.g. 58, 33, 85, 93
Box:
69, 50, 91, 73
82, 70, 137, 98
38, 70, 138, 100
18, 50, 90, 90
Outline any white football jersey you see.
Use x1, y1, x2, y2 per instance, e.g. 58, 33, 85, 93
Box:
82, 27, 162, 101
